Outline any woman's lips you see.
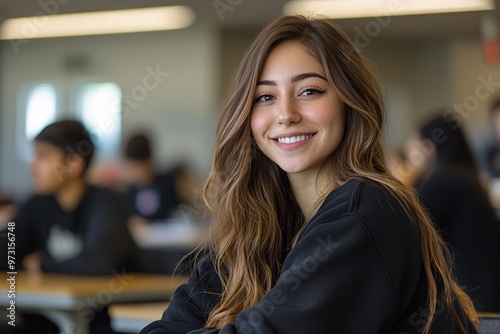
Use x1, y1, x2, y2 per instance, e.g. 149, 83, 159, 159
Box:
272, 132, 316, 151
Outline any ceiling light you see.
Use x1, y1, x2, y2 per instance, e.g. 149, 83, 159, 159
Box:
0, 6, 196, 40
284, 0, 494, 19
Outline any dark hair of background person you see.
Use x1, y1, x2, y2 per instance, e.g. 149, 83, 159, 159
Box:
490, 98, 500, 114
124, 134, 152, 161
35, 120, 94, 174
419, 113, 478, 176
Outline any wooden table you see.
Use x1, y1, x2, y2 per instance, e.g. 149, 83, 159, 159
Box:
109, 302, 169, 333
0, 271, 186, 334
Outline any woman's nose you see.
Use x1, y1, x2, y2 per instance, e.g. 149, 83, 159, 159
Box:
276, 97, 301, 125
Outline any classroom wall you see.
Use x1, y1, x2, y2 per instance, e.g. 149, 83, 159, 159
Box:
0, 22, 220, 197
219, 29, 258, 103
449, 38, 500, 145
372, 37, 500, 151
364, 38, 496, 152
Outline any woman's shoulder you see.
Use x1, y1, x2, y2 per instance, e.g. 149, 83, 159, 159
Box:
315, 178, 416, 227
16, 193, 56, 213
308, 177, 421, 259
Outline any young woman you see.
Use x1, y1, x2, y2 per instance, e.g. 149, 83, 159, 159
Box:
141, 16, 478, 334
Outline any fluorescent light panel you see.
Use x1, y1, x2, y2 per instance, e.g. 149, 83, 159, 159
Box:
0, 6, 196, 40
284, 0, 494, 19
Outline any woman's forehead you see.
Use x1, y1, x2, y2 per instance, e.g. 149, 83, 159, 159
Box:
258, 42, 326, 82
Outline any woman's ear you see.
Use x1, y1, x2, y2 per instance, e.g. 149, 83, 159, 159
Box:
66, 154, 86, 178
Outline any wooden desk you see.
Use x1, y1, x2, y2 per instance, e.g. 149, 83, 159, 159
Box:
130, 219, 207, 250
0, 271, 186, 334
109, 302, 169, 333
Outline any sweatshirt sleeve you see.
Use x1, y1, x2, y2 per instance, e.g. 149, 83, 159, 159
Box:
141, 215, 399, 334
41, 190, 135, 275
140, 255, 223, 334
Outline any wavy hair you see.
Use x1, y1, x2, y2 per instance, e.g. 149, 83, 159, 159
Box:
202, 15, 477, 333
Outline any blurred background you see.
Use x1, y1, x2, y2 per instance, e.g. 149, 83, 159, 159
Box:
1, 1, 500, 333
0, 0, 499, 198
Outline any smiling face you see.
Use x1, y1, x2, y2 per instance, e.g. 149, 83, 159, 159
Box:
250, 42, 345, 176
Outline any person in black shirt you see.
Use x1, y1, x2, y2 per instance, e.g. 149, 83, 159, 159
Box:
482, 99, 500, 178
123, 133, 181, 221
411, 114, 500, 312
141, 16, 478, 334
0, 120, 136, 334
0, 120, 136, 274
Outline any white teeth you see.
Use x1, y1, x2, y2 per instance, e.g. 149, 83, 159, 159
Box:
277, 134, 313, 144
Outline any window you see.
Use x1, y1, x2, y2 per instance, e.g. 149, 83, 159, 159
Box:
25, 84, 57, 140
77, 82, 121, 160
18, 83, 57, 161
17, 81, 121, 162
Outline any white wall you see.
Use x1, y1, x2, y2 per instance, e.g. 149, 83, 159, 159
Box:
364, 38, 495, 152
449, 39, 500, 144
0, 22, 220, 197
345, 40, 454, 150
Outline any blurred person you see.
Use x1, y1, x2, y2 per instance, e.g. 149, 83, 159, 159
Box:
482, 99, 500, 178
0, 120, 137, 334
0, 198, 14, 229
123, 133, 201, 275
141, 16, 477, 334
122, 133, 185, 222
408, 113, 500, 312
386, 150, 420, 186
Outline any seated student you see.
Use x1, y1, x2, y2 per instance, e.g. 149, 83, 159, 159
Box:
482, 99, 500, 178
123, 134, 199, 275
0, 120, 137, 334
122, 134, 182, 221
410, 115, 500, 312
0, 120, 136, 275
141, 16, 478, 334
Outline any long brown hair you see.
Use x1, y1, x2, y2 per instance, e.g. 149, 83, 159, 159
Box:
202, 15, 477, 332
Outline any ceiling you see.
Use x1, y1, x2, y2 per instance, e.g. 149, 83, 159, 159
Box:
0, 0, 499, 41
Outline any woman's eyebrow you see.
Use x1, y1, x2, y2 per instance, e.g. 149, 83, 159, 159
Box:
291, 72, 328, 83
256, 72, 328, 86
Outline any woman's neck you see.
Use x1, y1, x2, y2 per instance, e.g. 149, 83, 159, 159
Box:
288, 168, 332, 221
55, 178, 87, 212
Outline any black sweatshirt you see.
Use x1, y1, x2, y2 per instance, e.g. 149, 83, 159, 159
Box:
141, 178, 477, 334
415, 165, 500, 312
127, 172, 180, 220
0, 186, 136, 275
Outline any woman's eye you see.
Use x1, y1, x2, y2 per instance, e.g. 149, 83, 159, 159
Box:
254, 94, 274, 103
300, 88, 325, 96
